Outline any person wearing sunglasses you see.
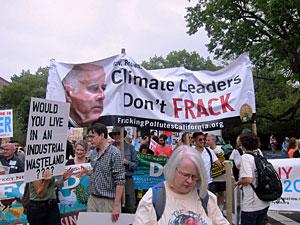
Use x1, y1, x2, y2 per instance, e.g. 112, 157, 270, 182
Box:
192, 132, 223, 193
133, 145, 229, 225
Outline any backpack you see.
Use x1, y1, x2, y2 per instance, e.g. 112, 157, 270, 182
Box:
246, 152, 282, 201
152, 182, 209, 221
232, 148, 243, 181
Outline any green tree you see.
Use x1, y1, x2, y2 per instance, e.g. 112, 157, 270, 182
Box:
0, 67, 48, 144
185, 0, 300, 121
142, 49, 218, 70
186, 0, 300, 80
223, 73, 300, 148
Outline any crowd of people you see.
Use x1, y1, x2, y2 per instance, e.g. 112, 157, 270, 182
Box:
268, 134, 300, 158
1, 127, 300, 225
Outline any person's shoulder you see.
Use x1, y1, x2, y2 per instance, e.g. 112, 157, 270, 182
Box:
155, 145, 163, 152
124, 142, 135, 151
241, 152, 254, 161
204, 147, 212, 153
205, 147, 217, 157
109, 144, 120, 152
12, 155, 24, 164
108, 144, 123, 157
207, 190, 217, 199
166, 145, 173, 151
229, 149, 238, 158
215, 145, 223, 152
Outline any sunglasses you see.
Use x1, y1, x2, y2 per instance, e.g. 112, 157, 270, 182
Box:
197, 138, 206, 142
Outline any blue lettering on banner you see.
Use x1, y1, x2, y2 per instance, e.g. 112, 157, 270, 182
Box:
0, 116, 12, 133
283, 179, 300, 193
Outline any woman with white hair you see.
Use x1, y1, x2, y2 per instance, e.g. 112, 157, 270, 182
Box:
133, 145, 229, 225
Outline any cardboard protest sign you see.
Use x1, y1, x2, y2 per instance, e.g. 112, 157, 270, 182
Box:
0, 109, 13, 138
46, 53, 255, 131
77, 212, 135, 225
24, 98, 70, 182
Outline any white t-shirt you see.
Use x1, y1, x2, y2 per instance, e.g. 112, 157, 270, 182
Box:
239, 154, 270, 212
133, 182, 229, 225
229, 148, 243, 167
199, 148, 218, 184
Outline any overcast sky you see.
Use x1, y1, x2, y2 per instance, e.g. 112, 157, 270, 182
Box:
0, 0, 211, 81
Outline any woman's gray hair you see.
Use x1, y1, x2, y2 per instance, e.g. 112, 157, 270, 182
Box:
163, 145, 208, 198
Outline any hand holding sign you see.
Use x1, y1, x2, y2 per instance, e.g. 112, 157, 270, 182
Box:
63, 167, 74, 181
43, 169, 53, 180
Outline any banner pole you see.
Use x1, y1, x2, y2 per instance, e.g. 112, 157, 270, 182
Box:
225, 161, 233, 225
120, 127, 125, 207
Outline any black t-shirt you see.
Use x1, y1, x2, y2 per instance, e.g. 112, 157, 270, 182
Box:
65, 158, 90, 165
0, 155, 24, 174
293, 150, 300, 158
65, 158, 75, 165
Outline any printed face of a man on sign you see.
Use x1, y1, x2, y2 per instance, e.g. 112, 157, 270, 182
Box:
63, 64, 106, 127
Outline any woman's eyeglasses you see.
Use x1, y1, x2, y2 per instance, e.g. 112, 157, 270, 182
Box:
176, 168, 199, 181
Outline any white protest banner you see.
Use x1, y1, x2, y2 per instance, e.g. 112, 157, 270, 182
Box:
46, 53, 255, 131
24, 98, 70, 182
0, 109, 13, 138
77, 212, 135, 225
270, 158, 300, 211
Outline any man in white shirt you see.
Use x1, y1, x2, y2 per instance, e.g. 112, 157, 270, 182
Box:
192, 132, 223, 192
236, 132, 270, 225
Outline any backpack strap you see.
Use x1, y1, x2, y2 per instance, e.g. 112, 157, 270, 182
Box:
237, 147, 243, 156
152, 182, 166, 221
152, 182, 210, 221
200, 191, 209, 215
205, 147, 213, 168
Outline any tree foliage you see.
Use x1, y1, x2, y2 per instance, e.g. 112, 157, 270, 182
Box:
141, 49, 218, 70
0, 67, 48, 143
224, 73, 300, 148
185, 0, 300, 122
185, 0, 300, 81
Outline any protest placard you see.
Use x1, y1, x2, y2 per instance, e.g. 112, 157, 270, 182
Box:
24, 97, 70, 182
77, 212, 135, 225
0, 109, 13, 138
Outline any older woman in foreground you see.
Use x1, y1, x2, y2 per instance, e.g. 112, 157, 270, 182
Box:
133, 145, 229, 225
